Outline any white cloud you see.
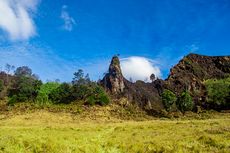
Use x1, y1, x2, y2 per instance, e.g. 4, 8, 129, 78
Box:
0, 0, 39, 41
60, 5, 76, 31
120, 56, 162, 82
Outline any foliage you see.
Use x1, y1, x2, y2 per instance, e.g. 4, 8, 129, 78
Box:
162, 89, 177, 111
36, 82, 60, 105
4, 65, 110, 106
72, 69, 90, 85
14, 66, 33, 77
8, 76, 42, 104
5, 63, 15, 74
204, 77, 230, 109
86, 84, 110, 105
176, 91, 194, 112
49, 83, 73, 104
71, 69, 110, 105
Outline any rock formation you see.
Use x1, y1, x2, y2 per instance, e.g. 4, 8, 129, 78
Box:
101, 53, 230, 113
101, 56, 125, 94
101, 55, 164, 114
165, 53, 230, 106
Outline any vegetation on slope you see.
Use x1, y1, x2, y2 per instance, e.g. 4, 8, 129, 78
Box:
0, 65, 110, 107
204, 76, 230, 110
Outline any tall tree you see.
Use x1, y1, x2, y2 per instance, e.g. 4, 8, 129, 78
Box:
15, 66, 32, 77
5, 64, 15, 84
72, 69, 90, 85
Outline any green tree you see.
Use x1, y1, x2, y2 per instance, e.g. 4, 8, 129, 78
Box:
49, 83, 73, 104
8, 66, 42, 104
48, 69, 110, 106
162, 89, 177, 111
15, 66, 32, 77
177, 91, 194, 112
5, 63, 15, 84
86, 84, 110, 105
204, 77, 230, 109
72, 69, 90, 85
8, 76, 42, 104
36, 82, 60, 105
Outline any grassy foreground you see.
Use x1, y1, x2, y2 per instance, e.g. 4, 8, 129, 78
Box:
0, 110, 229, 153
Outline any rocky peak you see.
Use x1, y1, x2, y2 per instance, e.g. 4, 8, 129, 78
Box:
101, 56, 125, 94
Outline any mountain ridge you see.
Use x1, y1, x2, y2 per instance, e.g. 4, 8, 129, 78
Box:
101, 53, 230, 113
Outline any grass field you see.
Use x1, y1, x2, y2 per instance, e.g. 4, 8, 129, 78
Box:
0, 110, 229, 153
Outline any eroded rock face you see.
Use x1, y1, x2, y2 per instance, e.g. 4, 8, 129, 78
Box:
165, 53, 230, 106
100, 56, 164, 114
101, 56, 125, 94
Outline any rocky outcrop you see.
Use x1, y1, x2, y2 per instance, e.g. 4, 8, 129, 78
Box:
101, 53, 230, 113
101, 56, 125, 94
165, 53, 230, 106
101, 55, 164, 114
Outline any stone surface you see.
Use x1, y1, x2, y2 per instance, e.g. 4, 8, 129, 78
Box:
101, 56, 125, 94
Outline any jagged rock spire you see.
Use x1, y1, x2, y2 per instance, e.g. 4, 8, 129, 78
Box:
101, 56, 125, 94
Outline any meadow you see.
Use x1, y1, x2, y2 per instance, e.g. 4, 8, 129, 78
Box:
0, 109, 229, 153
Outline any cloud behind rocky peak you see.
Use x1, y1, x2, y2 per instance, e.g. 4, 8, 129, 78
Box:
120, 56, 162, 82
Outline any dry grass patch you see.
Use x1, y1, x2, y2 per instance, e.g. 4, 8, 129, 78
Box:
0, 111, 229, 152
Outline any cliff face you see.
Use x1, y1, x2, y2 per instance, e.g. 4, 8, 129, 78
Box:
165, 54, 230, 106
101, 56, 125, 94
101, 54, 230, 113
101, 56, 164, 114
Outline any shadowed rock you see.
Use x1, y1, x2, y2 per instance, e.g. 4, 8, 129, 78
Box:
101, 56, 125, 94
100, 55, 164, 114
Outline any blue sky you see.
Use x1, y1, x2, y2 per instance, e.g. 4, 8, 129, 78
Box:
0, 0, 230, 82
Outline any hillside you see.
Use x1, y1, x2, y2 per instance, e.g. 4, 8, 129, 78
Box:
101, 54, 230, 114
165, 54, 230, 109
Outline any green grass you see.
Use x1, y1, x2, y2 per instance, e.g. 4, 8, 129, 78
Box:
0, 111, 229, 153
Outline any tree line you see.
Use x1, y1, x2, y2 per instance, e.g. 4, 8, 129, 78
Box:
0, 64, 110, 106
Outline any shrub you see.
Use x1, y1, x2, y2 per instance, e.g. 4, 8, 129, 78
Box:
71, 69, 110, 106
98, 93, 110, 105
36, 82, 60, 105
49, 83, 73, 104
177, 91, 194, 112
8, 76, 42, 104
204, 77, 230, 110
162, 89, 177, 111
87, 95, 96, 105
85, 84, 110, 106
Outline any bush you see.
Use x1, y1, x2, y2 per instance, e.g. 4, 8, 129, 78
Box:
87, 95, 96, 105
177, 91, 194, 112
36, 82, 60, 105
162, 89, 177, 111
71, 69, 110, 106
85, 84, 110, 106
8, 76, 42, 104
49, 83, 73, 104
204, 77, 230, 110
98, 93, 110, 105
